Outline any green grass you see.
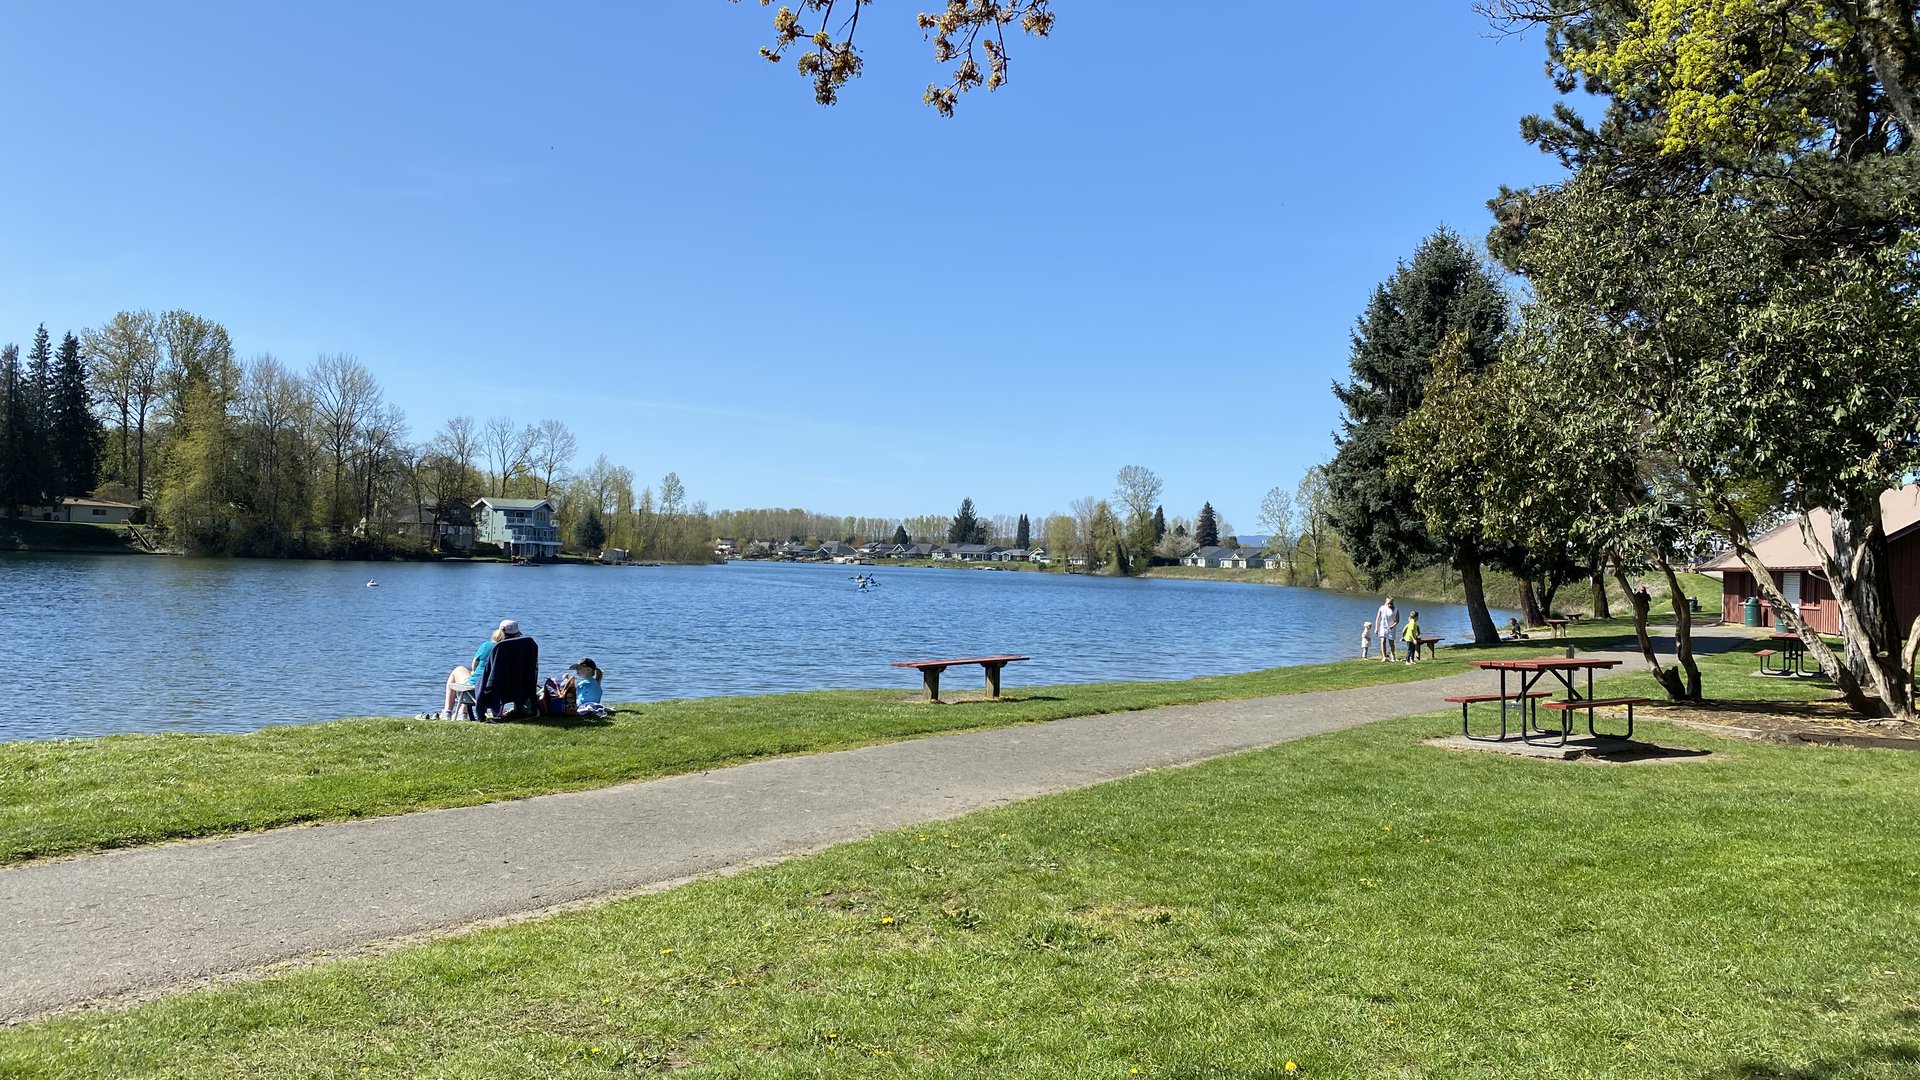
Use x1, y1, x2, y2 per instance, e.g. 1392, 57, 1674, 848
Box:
1, 628, 1645, 867
2, 662, 1911, 1077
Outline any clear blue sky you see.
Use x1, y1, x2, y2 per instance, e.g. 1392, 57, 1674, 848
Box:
0, 2, 1567, 534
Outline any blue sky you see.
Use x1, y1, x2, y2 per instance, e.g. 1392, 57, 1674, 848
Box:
0, 2, 1568, 533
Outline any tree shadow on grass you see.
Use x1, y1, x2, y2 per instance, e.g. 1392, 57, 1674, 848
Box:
1701, 1039, 1920, 1079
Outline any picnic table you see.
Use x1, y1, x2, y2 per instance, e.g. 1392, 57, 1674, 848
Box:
1457, 658, 1643, 746
1544, 618, 1571, 638
1413, 635, 1444, 660
891, 654, 1031, 702
1760, 632, 1821, 677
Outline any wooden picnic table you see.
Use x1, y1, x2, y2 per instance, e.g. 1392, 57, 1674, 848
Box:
1413, 635, 1444, 660
891, 654, 1031, 702
1464, 658, 1642, 746
1544, 618, 1571, 638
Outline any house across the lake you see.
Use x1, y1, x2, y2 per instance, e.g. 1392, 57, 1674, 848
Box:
33, 497, 140, 524
1700, 485, 1920, 635
471, 497, 562, 560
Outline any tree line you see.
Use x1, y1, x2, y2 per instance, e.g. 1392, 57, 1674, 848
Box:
1318, 3, 1920, 720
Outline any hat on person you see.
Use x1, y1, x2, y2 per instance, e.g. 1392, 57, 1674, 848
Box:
498, 619, 521, 637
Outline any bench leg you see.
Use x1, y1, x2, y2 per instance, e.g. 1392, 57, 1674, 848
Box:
1588, 702, 1634, 741
984, 662, 1004, 699
1462, 700, 1510, 742
920, 665, 945, 702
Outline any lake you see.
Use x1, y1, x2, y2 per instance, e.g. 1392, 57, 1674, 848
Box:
0, 554, 1510, 742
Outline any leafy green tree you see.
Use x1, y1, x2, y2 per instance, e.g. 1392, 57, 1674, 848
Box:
1326, 228, 1510, 642
1113, 464, 1163, 570
84, 310, 163, 499
1194, 502, 1219, 548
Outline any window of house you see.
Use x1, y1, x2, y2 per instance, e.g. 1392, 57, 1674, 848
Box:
91, 508, 106, 516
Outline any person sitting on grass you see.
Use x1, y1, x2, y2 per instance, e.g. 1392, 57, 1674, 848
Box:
542, 658, 606, 717
1401, 611, 1421, 663
1503, 617, 1529, 641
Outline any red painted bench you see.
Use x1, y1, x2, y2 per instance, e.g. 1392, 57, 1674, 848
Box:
1445, 690, 1553, 741
891, 655, 1031, 702
1539, 696, 1649, 743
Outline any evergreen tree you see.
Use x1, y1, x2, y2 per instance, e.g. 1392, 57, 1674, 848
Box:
1325, 227, 1509, 642
20, 325, 54, 505
1152, 505, 1166, 542
1195, 502, 1220, 547
892, 523, 909, 546
947, 497, 988, 544
0, 345, 32, 512
49, 333, 100, 497
573, 505, 608, 552
1015, 514, 1030, 549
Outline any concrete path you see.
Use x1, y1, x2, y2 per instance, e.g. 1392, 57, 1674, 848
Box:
1, 636, 1720, 1021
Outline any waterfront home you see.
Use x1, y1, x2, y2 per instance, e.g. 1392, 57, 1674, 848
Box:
1029, 546, 1050, 564
896, 543, 935, 560
774, 541, 817, 560
471, 497, 562, 560
1219, 548, 1269, 570
817, 540, 860, 562
714, 537, 738, 557
953, 544, 998, 562
995, 548, 1031, 562
1699, 484, 1920, 635
1181, 545, 1231, 568
32, 496, 141, 524
361, 502, 474, 551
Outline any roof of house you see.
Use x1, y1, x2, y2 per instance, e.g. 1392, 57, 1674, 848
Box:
59, 497, 140, 509
1700, 485, 1920, 571
1185, 545, 1230, 559
473, 497, 553, 511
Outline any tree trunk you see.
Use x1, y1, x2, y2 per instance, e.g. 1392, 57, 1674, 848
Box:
1455, 541, 1500, 644
1590, 566, 1611, 619
1716, 512, 1877, 714
1656, 554, 1702, 699
1515, 574, 1544, 627
1902, 614, 1920, 714
1613, 561, 1689, 701
1802, 502, 1914, 720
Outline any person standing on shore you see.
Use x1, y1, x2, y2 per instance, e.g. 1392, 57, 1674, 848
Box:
1375, 597, 1399, 662
1359, 620, 1373, 659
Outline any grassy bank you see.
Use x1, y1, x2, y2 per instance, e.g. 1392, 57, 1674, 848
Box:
1142, 563, 1726, 618
3, 629, 1652, 867
0, 519, 141, 553
1, 654, 1907, 1076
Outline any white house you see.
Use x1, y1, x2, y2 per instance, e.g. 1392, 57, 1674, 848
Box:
34, 497, 139, 525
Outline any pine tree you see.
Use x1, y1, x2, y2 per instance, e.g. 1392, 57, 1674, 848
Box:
947, 497, 987, 544
573, 505, 608, 552
49, 333, 100, 497
892, 523, 909, 546
1151, 505, 1166, 542
1015, 514, 1030, 549
0, 344, 32, 512
1326, 227, 1509, 642
20, 325, 54, 505
1195, 502, 1219, 547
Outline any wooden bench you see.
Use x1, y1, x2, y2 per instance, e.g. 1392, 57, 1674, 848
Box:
891, 654, 1031, 702
1445, 690, 1553, 742
1754, 648, 1786, 676
1539, 696, 1649, 743
1414, 635, 1444, 660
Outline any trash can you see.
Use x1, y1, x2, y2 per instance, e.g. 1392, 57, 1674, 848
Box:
1687, 596, 1699, 613
1742, 597, 1761, 627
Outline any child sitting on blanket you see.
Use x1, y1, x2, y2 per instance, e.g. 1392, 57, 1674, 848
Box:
543, 658, 608, 717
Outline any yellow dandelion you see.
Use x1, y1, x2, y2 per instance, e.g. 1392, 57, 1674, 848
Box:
1286, 1063, 1298, 1073
881, 916, 895, 925
590, 1046, 601, 1054
660, 947, 674, 954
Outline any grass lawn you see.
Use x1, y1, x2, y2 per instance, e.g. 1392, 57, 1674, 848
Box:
0, 625, 1644, 867
2, 661, 1913, 1077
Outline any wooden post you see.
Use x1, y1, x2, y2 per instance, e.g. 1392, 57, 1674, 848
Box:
984, 662, 1004, 699
921, 665, 945, 702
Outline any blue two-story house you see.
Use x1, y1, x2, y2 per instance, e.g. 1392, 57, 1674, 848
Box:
472, 497, 562, 560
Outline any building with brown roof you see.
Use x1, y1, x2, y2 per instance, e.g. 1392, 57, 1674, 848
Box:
1699, 485, 1920, 635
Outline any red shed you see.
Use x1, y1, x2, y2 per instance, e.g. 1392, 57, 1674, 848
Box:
1701, 485, 1920, 636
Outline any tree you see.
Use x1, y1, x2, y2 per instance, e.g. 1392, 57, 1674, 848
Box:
1295, 465, 1336, 587
573, 505, 608, 553
1258, 486, 1296, 580
48, 333, 99, 497
1113, 464, 1163, 571
530, 418, 578, 497
1194, 502, 1219, 548
947, 496, 988, 544
17, 326, 54, 505
0, 345, 31, 512
1014, 513, 1030, 550
892, 523, 910, 546
310, 354, 380, 533
83, 310, 163, 499
1325, 228, 1511, 643
1484, 0, 1920, 716
1151, 505, 1166, 543
482, 415, 534, 496
736, 0, 1056, 115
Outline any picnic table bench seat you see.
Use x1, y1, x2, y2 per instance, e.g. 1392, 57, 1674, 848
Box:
1538, 695, 1650, 743
892, 654, 1031, 702
1449, 690, 1553, 741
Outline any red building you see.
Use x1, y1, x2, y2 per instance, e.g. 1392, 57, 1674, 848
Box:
1701, 485, 1920, 635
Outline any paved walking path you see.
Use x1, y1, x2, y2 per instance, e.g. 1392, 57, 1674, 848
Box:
2, 638, 1713, 1021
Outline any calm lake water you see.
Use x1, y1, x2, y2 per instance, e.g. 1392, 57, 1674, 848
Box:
0, 554, 1511, 742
